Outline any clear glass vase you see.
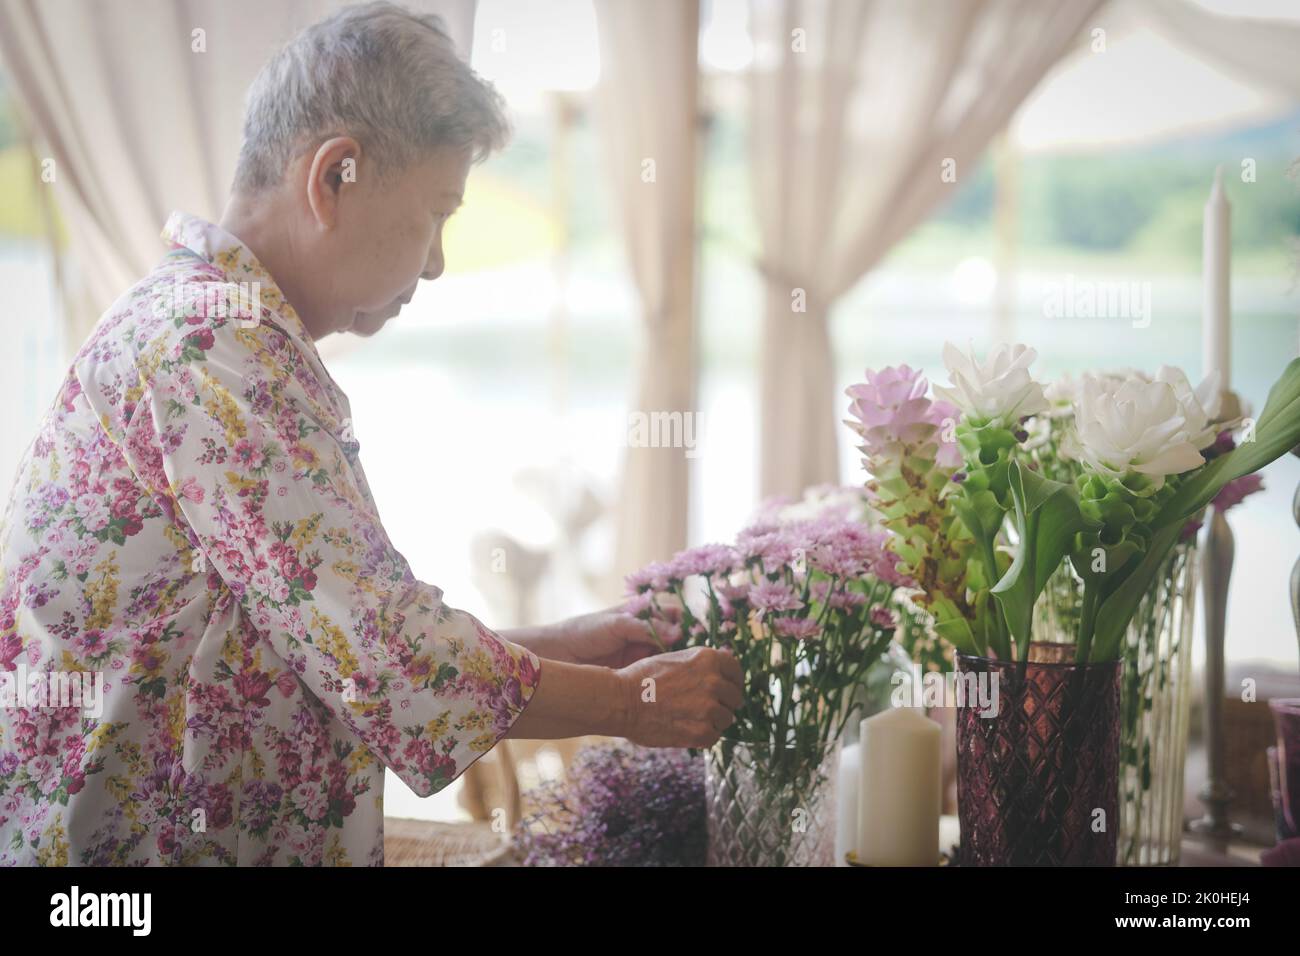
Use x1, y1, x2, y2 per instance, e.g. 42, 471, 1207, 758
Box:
1117, 541, 1198, 866
705, 738, 839, 867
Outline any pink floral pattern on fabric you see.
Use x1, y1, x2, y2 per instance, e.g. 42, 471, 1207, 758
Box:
0, 212, 540, 865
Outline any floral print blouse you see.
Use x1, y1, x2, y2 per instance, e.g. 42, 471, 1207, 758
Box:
0, 212, 541, 865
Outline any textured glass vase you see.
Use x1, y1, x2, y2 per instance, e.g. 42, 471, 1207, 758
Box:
956, 651, 1121, 866
1117, 541, 1198, 865
1034, 542, 1198, 865
705, 739, 839, 867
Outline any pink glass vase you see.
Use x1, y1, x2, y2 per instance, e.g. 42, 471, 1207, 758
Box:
1269, 698, 1300, 842
956, 651, 1122, 866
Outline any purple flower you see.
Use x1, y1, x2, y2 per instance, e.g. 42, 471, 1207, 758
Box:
737, 526, 808, 576
870, 606, 899, 631
1213, 473, 1264, 513
773, 617, 820, 640
668, 543, 739, 578
827, 589, 867, 610
845, 364, 961, 471
514, 743, 705, 867
624, 560, 675, 594
749, 580, 803, 614
1261, 837, 1300, 868
622, 591, 656, 617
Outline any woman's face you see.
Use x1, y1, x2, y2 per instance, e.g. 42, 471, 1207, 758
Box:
319, 145, 471, 338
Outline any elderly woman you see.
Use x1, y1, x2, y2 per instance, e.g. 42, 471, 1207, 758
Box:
0, 2, 740, 866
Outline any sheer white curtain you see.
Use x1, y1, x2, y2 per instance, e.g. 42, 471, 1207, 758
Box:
749, 0, 1104, 498
0, 0, 476, 350
1140, 0, 1300, 98
593, 0, 701, 589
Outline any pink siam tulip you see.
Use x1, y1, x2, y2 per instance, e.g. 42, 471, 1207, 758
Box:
845, 364, 961, 472
844, 364, 975, 635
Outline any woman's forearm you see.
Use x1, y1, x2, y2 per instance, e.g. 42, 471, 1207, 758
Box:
506, 658, 630, 740
499, 625, 564, 661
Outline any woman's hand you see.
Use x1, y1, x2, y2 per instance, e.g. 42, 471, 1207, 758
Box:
505, 608, 667, 669
506, 642, 743, 747
617, 646, 744, 748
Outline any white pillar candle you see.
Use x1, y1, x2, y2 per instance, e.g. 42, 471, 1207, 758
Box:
939, 814, 961, 859
857, 707, 941, 866
1202, 165, 1231, 393
835, 743, 860, 867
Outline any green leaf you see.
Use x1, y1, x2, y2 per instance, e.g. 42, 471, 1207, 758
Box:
950, 488, 1004, 560
1157, 357, 1300, 529
930, 596, 983, 657
1090, 522, 1182, 661
992, 460, 1097, 657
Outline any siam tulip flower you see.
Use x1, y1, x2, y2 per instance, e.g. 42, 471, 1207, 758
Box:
1154, 366, 1222, 450
845, 364, 960, 472
933, 342, 1049, 427
1072, 373, 1217, 490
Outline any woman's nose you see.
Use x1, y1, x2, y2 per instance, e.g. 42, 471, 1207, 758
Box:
422, 249, 444, 282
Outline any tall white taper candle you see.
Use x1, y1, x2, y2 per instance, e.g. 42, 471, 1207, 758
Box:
1203, 165, 1231, 392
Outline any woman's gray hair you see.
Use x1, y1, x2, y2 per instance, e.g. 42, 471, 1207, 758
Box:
233, 1, 509, 192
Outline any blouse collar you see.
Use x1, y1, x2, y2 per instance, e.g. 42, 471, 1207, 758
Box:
160, 210, 325, 367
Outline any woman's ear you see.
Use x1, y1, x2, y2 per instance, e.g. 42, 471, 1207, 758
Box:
305, 136, 361, 229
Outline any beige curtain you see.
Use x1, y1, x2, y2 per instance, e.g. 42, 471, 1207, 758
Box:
0, 0, 476, 351
593, 0, 701, 588
1140, 0, 1300, 98
750, 0, 1105, 498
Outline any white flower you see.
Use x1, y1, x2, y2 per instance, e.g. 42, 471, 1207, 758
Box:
1073, 371, 1218, 487
1153, 365, 1221, 450
934, 342, 1049, 426
1046, 368, 1149, 418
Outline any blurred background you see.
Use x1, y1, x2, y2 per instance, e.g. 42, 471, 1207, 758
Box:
0, 0, 1297, 822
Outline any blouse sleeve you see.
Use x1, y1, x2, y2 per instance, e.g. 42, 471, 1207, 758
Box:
130, 316, 541, 797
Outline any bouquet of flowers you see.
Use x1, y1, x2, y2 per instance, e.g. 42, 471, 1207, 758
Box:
849, 343, 1300, 866
622, 485, 913, 864
625, 487, 909, 757
846, 342, 1300, 664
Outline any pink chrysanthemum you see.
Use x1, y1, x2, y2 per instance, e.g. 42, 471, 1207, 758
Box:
748, 580, 803, 614
773, 617, 821, 640
624, 560, 675, 594
870, 606, 898, 630
668, 543, 740, 579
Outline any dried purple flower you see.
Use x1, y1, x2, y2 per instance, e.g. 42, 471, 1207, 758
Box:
514, 743, 705, 867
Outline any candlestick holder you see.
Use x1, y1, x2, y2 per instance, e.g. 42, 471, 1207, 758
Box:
1188, 395, 1248, 841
